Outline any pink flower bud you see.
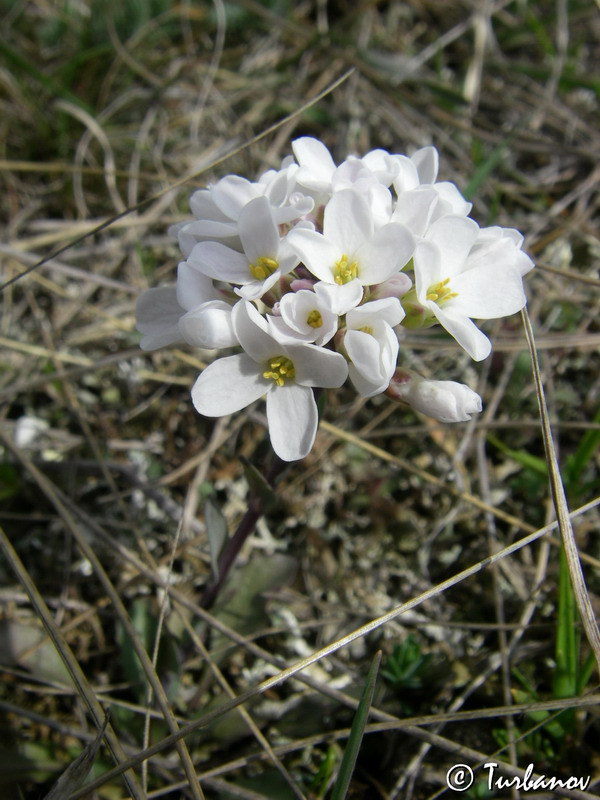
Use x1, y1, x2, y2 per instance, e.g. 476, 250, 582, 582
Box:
371, 272, 412, 300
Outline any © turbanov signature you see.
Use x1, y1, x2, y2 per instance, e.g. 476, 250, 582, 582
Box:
483, 762, 591, 793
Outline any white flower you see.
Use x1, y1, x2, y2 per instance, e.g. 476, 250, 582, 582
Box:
290, 137, 338, 195
390, 374, 482, 423
344, 298, 405, 397
191, 301, 348, 461
292, 137, 402, 203
136, 263, 239, 351
187, 196, 301, 301
469, 225, 534, 276
331, 159, 393, 226
287, 189, 414, 289
175, 163, 313, 257
392, 184, 472, 238
268, 280, 363, 345
411, 215, 528, 361
389, 145, 439, 193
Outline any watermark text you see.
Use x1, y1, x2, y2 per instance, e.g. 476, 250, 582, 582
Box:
445, 762, 592, 793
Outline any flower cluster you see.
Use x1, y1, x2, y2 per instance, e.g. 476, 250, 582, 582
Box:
136, 138, 534, 461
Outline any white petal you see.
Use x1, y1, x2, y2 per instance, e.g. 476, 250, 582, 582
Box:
234, 271, 280, 301
238, 196, 280, 262
188, 241, 251, 284
138, 328, 182, 351
289, 344, 348, 388
272, 194, 314, 223
211, 175, 258, 219
266, 384, 318, 461
392, 187, 437, 237
176, 262, 219, 310
451, 266, 526, 319
314, 279, 363, 314
426, 216, 480, 277
189, 189, 229, 221
413, 240, 443, 302
324, 190, 373, 254
348, 363, 385, 397
292, 137, 336, 192
411, 146, 439, 184
391, 155, 420, 193
176, 219, 242, 258
287, 228, 341, 283
344, 329, 383, 382
179, 301, 238, 349
433, 304, 492, 361
233, 301, 280, 362
191, 354, 267, 416
136, 287, 183, 350
268, 314, 316, 343
354, 223, 415, 285
136, 286, 180, 328
433, 182, 472, 216
347, 297, 405, 328
468, 235, 534, 277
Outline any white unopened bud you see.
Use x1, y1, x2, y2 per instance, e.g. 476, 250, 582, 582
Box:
390, 374, 482, 423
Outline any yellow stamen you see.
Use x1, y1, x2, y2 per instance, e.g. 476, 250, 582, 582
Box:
262, 355, 296, 386
333, 253, 358, 285
426, 277, 458, 305
358, 325, 374, 335
306, 310, 323, 328
249, 256, 279, 281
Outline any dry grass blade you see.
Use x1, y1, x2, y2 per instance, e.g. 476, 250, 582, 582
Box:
521, 307, 600, 673
0, 526, 145, 800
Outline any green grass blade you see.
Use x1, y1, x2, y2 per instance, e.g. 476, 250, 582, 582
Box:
553, 547, 578, 728
564, 407, 600, 499
487, 433, 548, 475
330, 651, 381, 800
463, 140, 510, 200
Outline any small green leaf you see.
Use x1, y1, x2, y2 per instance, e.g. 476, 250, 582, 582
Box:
330, 652, 381, 800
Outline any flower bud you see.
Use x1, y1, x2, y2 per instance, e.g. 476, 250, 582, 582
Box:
290, 278, 316, 292
389, 372, 482, 422
399, 288, 435, 329
370, 272, 412, 301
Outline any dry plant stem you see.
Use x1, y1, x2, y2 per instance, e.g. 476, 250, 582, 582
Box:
0, 526, 146, 800
521, 307, 600, 673
201, 451, 289, 609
